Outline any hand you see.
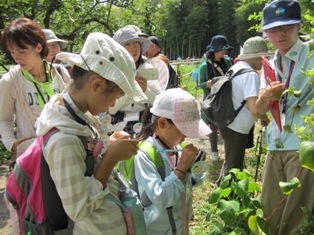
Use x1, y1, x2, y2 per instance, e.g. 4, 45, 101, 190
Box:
265, 82, 285, 100
206, 80, 212, 88
109, 131, 131, 142
12, 137, 33, 153
105, 139, 139, 161
177, 144, 199, 172
135, 74, 147, 92
260, 115, 270, 126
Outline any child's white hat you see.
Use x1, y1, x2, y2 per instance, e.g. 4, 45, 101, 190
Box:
56, 32, 147, 102
150, 88, 211, 138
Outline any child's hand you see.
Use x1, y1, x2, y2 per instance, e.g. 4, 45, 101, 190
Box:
177, 144, 199, 172
105, 139, 139, 161
109, 131, 131, 142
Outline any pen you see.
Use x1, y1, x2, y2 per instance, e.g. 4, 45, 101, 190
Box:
157, 149, 183, 153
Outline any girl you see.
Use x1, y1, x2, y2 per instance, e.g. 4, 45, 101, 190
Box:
134, 88, 211, 234
35, 32, 147, 234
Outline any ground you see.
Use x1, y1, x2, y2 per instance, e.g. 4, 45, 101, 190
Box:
0, 135, 223, 235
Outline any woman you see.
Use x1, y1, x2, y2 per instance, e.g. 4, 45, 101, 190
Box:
199, 35, 233, 161
0, 17, 69, 235
0, 18, 69, 158
110, 26, 161, 136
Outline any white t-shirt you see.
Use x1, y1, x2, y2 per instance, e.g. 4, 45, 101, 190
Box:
227, 61, 260, 134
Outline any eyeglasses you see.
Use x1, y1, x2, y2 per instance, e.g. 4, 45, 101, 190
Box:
265, 24, 296, 34
48, 43, 61, 49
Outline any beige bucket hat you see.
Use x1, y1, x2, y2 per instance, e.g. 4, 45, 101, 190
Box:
238, 36, 273, 60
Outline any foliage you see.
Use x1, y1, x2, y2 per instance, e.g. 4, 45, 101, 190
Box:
206, 169, 270, 234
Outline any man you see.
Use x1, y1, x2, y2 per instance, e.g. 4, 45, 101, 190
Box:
216, 36, 270, 185
146, 36, 181, 91
256, 1, 314, 234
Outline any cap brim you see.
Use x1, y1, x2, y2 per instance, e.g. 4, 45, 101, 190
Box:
262, 20, 301, 30
238, 52, 274, 60
56, 52, 147, 103
174, 119, 212, 138
47, 39, 68, 49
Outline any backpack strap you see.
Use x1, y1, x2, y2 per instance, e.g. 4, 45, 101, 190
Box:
156, 54, 169, 65
228, 67, 257, 113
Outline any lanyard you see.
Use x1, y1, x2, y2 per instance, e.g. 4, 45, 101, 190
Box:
155, 135, 178, 167
278, 60, 295, 114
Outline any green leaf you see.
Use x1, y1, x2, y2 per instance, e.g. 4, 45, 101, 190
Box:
279, 177, 301, 195
299, 141, 314, 172
218, 199, 240, 225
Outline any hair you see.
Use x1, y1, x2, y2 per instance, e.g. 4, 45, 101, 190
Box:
1, 17, 48, 58
70, 65, 122, 93
206, 52, 215, 62
135, 52, 145, 69
136, 105, 174, 141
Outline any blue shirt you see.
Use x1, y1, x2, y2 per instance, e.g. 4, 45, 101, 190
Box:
261, 39, 314, 150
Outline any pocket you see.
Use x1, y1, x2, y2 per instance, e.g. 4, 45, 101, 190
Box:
23, 218, 55, 235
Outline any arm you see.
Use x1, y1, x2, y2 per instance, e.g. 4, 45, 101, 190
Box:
199, 63, 210, 90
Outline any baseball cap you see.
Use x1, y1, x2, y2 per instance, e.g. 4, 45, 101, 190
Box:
148, 36, 160, 47
113, 27, 152, 54
238, 36, 273, 60
56, 32, 147, 103
262, 0, 301, 30
150, 88, 211, 138
43, 29, 68, 49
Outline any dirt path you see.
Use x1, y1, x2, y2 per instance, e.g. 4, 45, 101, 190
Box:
0, 161, 12, 235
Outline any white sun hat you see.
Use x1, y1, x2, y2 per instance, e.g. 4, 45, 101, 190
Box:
43, 29, 68, 49
56, 32, 147, 102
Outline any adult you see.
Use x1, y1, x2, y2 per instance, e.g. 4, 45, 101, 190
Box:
199, 35, 233, 161
110, 27, 161, 136
43, 29, 72, 78
216, 36, 271, 186
256, 1, 314, 234
0, 18, 67, 157
0, 17, 67, 234
145, 36, 170, 91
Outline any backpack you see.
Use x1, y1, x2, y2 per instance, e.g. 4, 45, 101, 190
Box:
201, 68, 255, 128
192, 61, 206, 84
5, 128, 94, 235
118, 140, 187, 235
157, 55, 179, 89
5, 128, 146, 235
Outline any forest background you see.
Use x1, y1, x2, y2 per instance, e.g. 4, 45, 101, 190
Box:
0, 0, 314, 70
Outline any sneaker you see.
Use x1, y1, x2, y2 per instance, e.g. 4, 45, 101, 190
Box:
210, 152, 218, 161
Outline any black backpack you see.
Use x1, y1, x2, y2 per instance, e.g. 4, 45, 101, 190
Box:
157, 55, 179, 89
201, 68, 255, 128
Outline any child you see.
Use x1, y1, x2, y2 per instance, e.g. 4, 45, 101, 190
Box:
133, 88, 211, 234
35, 32, 147, 234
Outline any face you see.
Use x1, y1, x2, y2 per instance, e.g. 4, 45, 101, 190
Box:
156, 118, 186, 148
45, 42, 61, 62
88, 77, 125, 115
8, 43, 42, 71
145, 44, 155, 58
264, 24, 300, 55
214, 49, 227, 60
124, 40, 141, 62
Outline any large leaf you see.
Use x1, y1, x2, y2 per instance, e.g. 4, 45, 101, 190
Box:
218, 199, 240, 225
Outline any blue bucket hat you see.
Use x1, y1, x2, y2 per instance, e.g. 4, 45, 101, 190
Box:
207, 35, 233, 53
262, 0, 301, 30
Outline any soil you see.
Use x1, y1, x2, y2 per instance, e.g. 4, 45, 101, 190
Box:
0, 160, 12, 235
0, 135, 223, 235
